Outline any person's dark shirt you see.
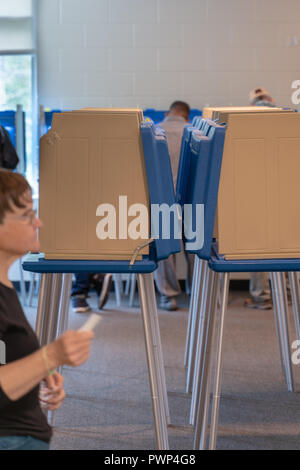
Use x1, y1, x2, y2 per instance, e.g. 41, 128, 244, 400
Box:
0, 126, 19, 169
0, 283, 52, 443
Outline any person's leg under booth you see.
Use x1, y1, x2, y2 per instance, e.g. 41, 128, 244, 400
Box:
71, 272, 92, 313
71, 272, 113, 313
72, 272, 90, 297
245, 272, 272, 309
184, 252, 195, 295
154, 254, 181, 311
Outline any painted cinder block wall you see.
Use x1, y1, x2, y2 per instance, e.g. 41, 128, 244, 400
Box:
37, 0, 300, 111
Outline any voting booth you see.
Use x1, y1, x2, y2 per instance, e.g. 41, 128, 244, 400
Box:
39, 108, 149, 260
176, 107, 300, 450
187, 107, 298, 261
216, 110, 300, 260
24, 108, 182, 450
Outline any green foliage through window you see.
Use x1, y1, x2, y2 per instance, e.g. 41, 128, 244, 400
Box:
0, 54, 34, 190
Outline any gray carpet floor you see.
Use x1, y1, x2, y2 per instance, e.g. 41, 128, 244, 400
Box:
23, 287, 300, 450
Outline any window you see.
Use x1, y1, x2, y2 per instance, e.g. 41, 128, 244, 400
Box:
0, 54, 34, 187
0, 0, 37, 194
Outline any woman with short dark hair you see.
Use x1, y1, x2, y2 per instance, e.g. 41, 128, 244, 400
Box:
0, 169, 94, 450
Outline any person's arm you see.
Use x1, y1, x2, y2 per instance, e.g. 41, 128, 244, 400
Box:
0, 330, 94, 402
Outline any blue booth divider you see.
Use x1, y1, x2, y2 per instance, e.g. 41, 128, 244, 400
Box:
44, 109, 62, 133
140, 121, 181, 262
0, 110, 17, 146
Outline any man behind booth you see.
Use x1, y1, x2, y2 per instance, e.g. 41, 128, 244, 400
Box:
244, 88, 276, 310
155, 101, 194, 311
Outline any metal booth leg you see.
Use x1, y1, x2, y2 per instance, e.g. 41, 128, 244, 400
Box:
27, 273, 35, 307
189, 261, 209, 425
185, 258, 204, 393
186, 259, 206, 395
208, 272, 230, 450
270, 272, 294, 392
184, 256, 200, 368
197, 271, 225, 450
35, 272, 61, 425
271, 274, 287, 382
36, 273, 54, 345
48, 273, 73, 429
56, 273, 73, 376
57, 273, 73, 337
46, 273, 63, 345
193, 268, 219, 450
125, 274, 131, 296
113, 274, 123, 307
27, 273, 41, 307
146, 274, 171, 426
129, 274, 137, 307
289, 272, 300, 343
18, 258, 27, 306
137, 273, 169, 450
197, 273, 227, 449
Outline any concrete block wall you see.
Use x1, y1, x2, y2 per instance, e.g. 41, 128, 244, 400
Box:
37, 0, 300, 111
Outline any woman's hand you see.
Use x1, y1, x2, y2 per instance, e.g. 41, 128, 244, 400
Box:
40, 372, 66, 411
46, 330, 94, 370
0, 331, 94, 404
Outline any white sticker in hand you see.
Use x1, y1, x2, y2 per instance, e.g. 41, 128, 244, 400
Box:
78, 314, 102, 332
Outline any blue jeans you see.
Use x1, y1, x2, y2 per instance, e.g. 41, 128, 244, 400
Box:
71, 273, 90, 296
0, 436, 50, 450
71, 273, 105, 296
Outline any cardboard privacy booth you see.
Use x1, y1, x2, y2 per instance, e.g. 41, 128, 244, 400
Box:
39, 108, 151, 260
213, 110, 300, 260
203, 107, 293, 247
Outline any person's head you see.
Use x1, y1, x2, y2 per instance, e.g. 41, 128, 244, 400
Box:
249, 87, 275, 106
0, 169, 42, 257
167, 101, 191, 121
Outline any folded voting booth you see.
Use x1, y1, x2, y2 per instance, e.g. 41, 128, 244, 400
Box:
200, 107, 299, 260
216, 110, 300, 260
176, 107, 300, 450
24, 108, 182, 450
39, 108, 149, 260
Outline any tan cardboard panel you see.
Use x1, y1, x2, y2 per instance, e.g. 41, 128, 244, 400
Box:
39, 110, 150, 260
202, 106, 286, 119
44, 253, 144, 261
217, 112, 300, 259
203, 107, 294, 248
225, 253, 300, 260
71, 108, 144, 124
214, 109, 292, 123
76, 108, 143, 113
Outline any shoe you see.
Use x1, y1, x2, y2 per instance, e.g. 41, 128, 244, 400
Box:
160, 297, 178, 311
244, 298, 273, 310
98, 274, 113, 309
72, 295, 91, 313
90, 273, 105, 297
